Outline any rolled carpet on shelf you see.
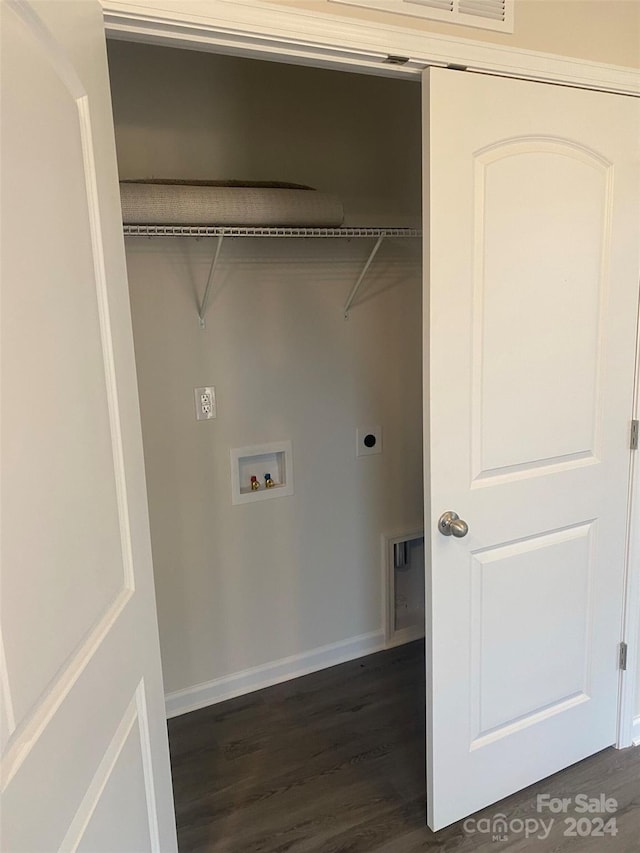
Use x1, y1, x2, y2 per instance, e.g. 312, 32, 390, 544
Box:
119, 180, 344, 227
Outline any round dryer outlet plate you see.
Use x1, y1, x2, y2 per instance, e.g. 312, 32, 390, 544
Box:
356, 425, 382, 457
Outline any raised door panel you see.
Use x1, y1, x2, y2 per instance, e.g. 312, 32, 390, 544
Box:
470, 522, 594, 744
472, 140, 610, 483
70, 684, 156, 853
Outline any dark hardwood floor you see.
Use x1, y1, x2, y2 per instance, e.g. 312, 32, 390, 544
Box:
168, 642, 640, 851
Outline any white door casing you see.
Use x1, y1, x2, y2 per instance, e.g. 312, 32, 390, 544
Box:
100, 0, 640, 96
424, 67, 640, 830
0, 1, 177, 850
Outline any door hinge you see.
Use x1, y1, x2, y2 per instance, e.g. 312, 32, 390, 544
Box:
619, 641, 628, 671
631, 419, 639, 450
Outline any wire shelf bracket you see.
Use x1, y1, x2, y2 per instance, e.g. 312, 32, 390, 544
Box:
343, 233, 385, 320
198, 235, 224, 328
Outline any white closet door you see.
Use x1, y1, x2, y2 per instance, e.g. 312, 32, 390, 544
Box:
1, 2, 177, 849
424, 67, 640, 830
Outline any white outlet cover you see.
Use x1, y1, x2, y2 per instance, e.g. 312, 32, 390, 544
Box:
195, 386, 216, 420
357, 425, 382, 457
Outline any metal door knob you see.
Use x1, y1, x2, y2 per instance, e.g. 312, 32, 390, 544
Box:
438, 511, 469, 538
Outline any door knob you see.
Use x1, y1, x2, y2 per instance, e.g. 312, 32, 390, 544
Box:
438, 511, 469, 538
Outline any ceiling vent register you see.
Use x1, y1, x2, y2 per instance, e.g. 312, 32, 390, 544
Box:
330, 0, 514, 34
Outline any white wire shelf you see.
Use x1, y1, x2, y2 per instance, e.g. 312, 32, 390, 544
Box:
122, 224, 421, 326
123, 224, 421, 238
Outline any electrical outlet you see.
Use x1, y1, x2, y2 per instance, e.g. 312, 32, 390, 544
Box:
195, 386, 216, 421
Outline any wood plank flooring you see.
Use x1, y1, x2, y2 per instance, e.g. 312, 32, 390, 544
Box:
168, 642, 640, 851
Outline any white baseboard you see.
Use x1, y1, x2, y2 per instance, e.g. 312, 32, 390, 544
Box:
165, 630, 385, 718
632, 715, 640, 747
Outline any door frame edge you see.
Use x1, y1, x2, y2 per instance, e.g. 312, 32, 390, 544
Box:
617, 283, 640, 749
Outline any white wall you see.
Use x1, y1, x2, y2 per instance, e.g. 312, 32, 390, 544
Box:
103, 0, 640, 69
282, 0, 640, 68
266, 0, 640, 68
108, 42, 423, 704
